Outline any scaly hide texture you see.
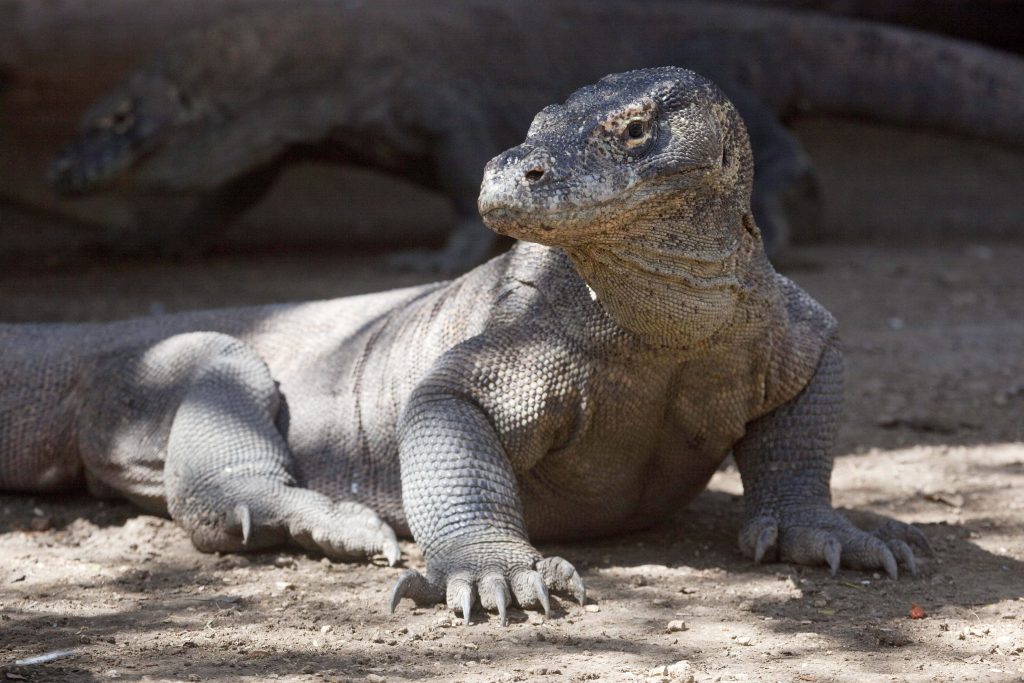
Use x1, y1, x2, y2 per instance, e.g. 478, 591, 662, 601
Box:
3, 68, 930, 624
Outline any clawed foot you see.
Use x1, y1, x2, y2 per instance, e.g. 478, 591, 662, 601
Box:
388, 543, 585, 625
739, 509, 932, 579
223, 497, 401, 566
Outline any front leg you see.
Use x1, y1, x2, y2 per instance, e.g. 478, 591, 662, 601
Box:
390, 368, 584, 625
734, 340, 931, 578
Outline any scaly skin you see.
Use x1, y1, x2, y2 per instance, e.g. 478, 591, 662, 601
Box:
47, 0, 1024, 269
3, 68, 929, 625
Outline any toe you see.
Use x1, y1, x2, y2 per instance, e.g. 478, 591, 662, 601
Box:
389, 569, 443, 612
886, 538, 918, 576
739, 515, 778, 563
510, 570, 552, 616
537, 556, 586, 606
479, 573, 512, 626
778, 526, 842, 571
446, 574, 477, 626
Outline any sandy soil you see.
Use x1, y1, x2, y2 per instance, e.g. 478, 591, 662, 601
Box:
1, 242, 1023, 682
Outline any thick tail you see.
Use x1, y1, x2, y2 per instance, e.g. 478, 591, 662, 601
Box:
700, 2, 1024, 147
0, 324, 84, 492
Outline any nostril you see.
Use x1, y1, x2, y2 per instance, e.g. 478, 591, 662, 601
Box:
524, 167, 545, 183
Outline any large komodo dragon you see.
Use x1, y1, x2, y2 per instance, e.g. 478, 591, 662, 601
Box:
48, 0, 1024, 271
7, 68, 931, 624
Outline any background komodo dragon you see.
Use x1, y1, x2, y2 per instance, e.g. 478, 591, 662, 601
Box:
46, 0, 1024, 271
3, 67, 930, 624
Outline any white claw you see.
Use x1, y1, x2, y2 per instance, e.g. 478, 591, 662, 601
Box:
494, 583, 508, 627
461, 588, 473, 626
532, 572, 551, 617
235, 504, 252, 546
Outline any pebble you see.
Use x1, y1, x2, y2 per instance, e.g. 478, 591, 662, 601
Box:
666, 620, 688, 633
735, 636, 753, 646
585, 604, 601, 613
646, 659, 695, 683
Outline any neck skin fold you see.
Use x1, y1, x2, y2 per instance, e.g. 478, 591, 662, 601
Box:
564, 198, 774, 349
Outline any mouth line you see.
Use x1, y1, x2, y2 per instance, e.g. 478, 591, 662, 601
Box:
480, 164, 711, 225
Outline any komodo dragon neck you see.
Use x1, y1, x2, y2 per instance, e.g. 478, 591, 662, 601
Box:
565, 202, 777, 350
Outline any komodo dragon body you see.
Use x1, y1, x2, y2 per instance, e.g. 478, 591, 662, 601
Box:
8, 68, 929, 623
48, 0, 1024, 270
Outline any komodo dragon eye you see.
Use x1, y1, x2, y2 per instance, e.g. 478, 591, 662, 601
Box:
627, 120, 646, 139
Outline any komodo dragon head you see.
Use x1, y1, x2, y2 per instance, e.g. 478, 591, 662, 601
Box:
479, 67, 767, 347
48, 71, 198, 195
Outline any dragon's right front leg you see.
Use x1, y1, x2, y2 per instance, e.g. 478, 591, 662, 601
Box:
390, 369, 584, 625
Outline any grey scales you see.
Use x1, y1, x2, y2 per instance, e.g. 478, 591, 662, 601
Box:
2, 68, 930, 624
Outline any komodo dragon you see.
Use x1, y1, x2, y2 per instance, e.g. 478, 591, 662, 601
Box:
6, 67, 930, 624
47, 0, 1024, 271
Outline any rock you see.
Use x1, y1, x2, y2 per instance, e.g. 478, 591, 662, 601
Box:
646, 660, 695, 683
666, 620, 688, 633
584, 604, 601, 613
736, 636, 753, 646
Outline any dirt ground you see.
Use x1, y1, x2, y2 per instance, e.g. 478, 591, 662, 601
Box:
0, 240, 1022, 683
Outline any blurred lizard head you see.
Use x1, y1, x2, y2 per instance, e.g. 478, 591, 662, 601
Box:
48, 71, 200, 195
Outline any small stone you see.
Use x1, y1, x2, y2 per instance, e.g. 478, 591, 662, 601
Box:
666, 620, 688, 633
584, 604, 600, 613
631, 575, 648, 587
273, 556, 296, 569
274, 581, 295, 591
812, 598, 828, 608
736, 636, 753, 646
666, 660, 695, 682
320, 625, 332, 634
528, 613, 545, 625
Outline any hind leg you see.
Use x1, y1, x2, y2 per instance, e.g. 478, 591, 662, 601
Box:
161, 332, 399, 564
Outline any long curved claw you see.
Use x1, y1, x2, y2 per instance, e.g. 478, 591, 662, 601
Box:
878, 544, 899, 580
234, 504, 252, 546
754, 525, 777, 564
494, 583, 509, 627
389, 570, 420, 614
531, 572, 551, 617
888, 539, 917, 577
824, 538, 841, 576
460, 587, 473, 626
